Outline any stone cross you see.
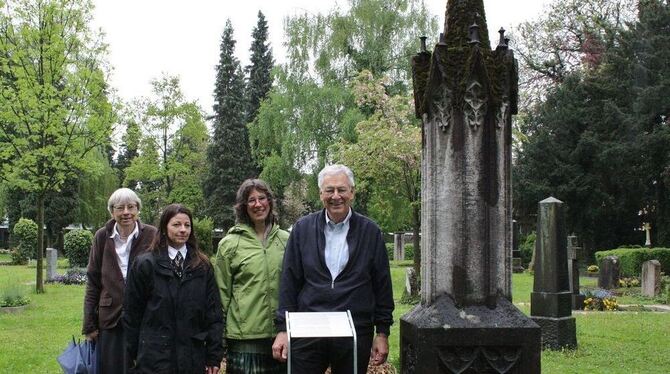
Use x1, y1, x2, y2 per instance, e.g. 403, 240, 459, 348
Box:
46, 248, 58, 281
598, 256, 620, 289
643, 222, 652, 247
566, 235, 584, 310
393, 233, 405, 261
641, 260, 661, 297
530, 197, 577, 350
401, 1, 540, 372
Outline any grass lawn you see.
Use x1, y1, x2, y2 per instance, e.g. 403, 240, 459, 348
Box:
0, 261, 669, 373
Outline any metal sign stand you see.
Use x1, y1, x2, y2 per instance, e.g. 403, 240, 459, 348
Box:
286, 310, 358, 374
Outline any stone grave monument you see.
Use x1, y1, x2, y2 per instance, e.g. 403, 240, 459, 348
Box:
567, 235, 585, 310
530, 197, 577, 349
598, 256, 620, 289
400, 1, 540, 372
394, 233, 405, 261
46, 247, 58, 281
641, 260, 661, 297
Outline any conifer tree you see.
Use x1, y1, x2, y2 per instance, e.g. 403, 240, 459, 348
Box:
204, 20, 256, 229
246, 11, 274, 125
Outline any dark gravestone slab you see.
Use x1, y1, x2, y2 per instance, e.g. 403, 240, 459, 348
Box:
530, 197, 576, 350
598, 256, 620, 289
401, 295, 540, 374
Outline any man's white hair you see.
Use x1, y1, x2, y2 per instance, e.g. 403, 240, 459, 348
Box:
317, 164, 355, 190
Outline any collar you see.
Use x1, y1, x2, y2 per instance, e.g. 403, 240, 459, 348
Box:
325, 208, 352, 226
110, 221, 139, 239
168, 244, 187, 260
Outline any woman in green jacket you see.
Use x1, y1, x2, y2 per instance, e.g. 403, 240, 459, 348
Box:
214, 179, 289, 373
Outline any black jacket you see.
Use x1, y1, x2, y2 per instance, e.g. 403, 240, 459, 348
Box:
123, 249, 224, 373
276, 209, 394, 335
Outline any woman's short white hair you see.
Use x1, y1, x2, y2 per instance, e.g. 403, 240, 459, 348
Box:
317, 164, 355, 190
107, 188, 142, 214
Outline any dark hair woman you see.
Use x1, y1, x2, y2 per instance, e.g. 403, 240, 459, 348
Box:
213, 179, 288, 373
124, 204, 224, 374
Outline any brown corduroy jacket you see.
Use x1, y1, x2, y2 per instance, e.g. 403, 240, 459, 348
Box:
82, 219, 157, 334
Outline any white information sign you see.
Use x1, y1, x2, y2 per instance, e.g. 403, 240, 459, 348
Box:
287, 312, 354, 338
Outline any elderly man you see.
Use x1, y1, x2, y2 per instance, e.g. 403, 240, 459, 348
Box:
272, 164, 394, 373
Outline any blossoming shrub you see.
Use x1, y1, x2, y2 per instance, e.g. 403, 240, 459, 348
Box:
583, 289, 618, 311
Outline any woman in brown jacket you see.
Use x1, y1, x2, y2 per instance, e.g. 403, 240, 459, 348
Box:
82, 188, 157, 374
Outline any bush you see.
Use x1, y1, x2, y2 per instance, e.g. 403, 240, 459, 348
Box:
587, 264, 599, 273
193, 217, 214, 256
583, 289, 618, 311
12, 218, 38, 264
63, 229, 93, 268
519, 231, 536, 268
595, 248, 670, 277
0, 284, 30, 307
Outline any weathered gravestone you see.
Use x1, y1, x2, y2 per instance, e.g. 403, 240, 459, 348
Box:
641, 260, 661, 297
598, 256, 620, 289
46, 248, 58, 281
512, 220, 525, 273
530, 198, 577, 349
567, 235, 585, 310
400, 1, 540, 372
394, 233, 405, 261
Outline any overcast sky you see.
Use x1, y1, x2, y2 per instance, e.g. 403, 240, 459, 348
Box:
92, 0, 549, 114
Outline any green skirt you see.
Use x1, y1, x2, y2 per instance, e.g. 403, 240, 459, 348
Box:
226, 338, 286, 374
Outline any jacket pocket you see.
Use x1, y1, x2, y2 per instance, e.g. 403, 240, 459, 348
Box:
137, 332, 173, 372
99, 296, 112, 307
190, 332, 208, 369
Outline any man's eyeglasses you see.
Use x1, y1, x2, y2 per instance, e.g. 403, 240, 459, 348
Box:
113, 204, 138, 212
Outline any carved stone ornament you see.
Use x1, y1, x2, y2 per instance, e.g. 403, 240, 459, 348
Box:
496, 99, 509, 129
432, 86, 454, 132
463, 81, 487, 130
437, 346, 523, 373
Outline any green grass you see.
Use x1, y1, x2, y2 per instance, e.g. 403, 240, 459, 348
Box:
0, 263, 669, 372
388, 264, 670, 373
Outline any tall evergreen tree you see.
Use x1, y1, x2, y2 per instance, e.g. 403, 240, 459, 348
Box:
203, 20, 256, 229
245, 11, 274, 125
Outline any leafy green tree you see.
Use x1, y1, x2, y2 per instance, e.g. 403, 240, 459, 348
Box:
514, 0, 670, 253
123, 75, 209, 222
333, 70, 421, 290
204, 20, 256, 229
0, 0, 113, 292
78, 150, 119, 228
114, 118, 141, 188
245, 11, 273, 125
250, 0, 436, 202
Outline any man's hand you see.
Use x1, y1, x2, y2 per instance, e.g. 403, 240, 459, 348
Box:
85, 330, 99, 342
370, 333, 389, 365
272, 332, 289, 362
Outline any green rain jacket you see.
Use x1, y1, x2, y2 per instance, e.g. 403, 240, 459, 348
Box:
213, 223, 289, 340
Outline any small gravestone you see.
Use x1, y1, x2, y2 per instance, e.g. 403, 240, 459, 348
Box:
393, 233, 405, 261
530, 197, 577, 350
641, 260, 661, 297
567, 236, 585, 310
405, 267, 417, 295
598, 256, 620, 289
46, 248, 58, 281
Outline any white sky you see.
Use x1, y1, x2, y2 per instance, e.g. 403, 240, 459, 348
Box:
92, 0, 549, 115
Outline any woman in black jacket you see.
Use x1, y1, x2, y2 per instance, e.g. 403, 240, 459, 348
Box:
123, 204, 223, 374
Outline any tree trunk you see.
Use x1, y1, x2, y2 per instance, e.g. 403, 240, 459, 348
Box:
35, 194, 45, 293
411, 204, 421, 296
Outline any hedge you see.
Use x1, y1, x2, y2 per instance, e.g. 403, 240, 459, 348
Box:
63, 229, 93, 268
594, 247, 670, 277
385, 242, 414, 261
12, 218, 38, 264
193, 217, 214, 256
